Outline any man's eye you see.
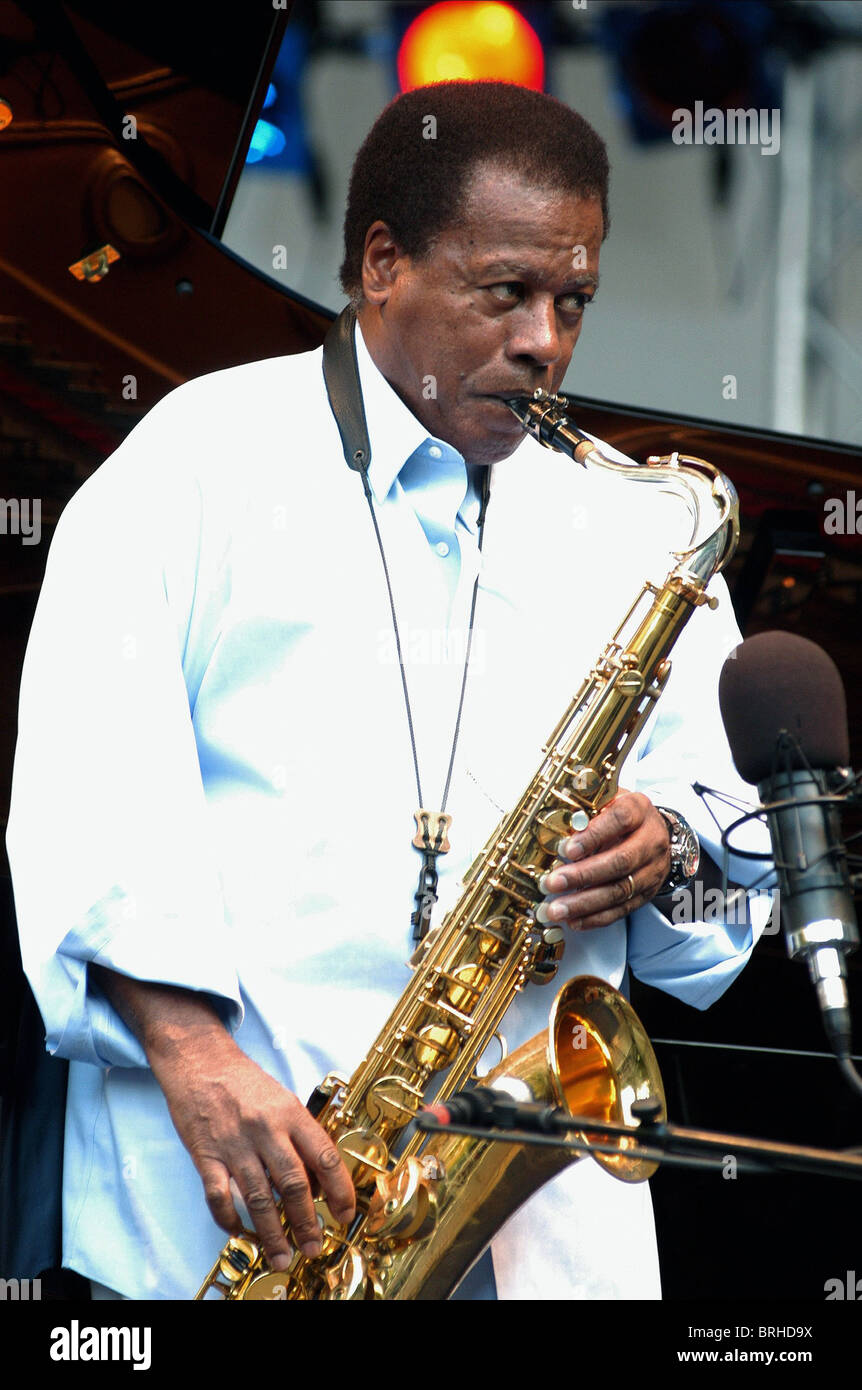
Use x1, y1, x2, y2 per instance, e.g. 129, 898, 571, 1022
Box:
487, 282, 523, 302
558, 292, 593, 313
485, 284, 596, 312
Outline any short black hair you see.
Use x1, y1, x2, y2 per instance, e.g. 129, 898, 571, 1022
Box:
339, 80, 610, 301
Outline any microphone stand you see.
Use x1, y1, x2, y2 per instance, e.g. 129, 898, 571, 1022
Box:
693, 764, 862, 1100
415, 1097, 862, 1181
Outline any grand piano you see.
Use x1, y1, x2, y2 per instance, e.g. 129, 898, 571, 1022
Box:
1, 0, 859, 1299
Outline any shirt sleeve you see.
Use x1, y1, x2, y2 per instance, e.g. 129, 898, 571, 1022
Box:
625, 572, 776, 1009
6, 387, 243, 1067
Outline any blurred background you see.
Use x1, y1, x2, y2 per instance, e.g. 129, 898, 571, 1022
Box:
1, 0, 861, 1302
226, 0, 862, 449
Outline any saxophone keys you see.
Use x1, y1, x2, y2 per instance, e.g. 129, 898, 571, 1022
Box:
525, 926, 566, 985
335, 1130, 390, 1188
217, 1234, 259, 1288
535, 807, 590, 853
569, 764, 601, 795
365, 1156, 444, 1242
407, 923, 442, 968
488, 876, 537, 912
535, 808, 571, 851
324, 1247, 370, 1301
243, 1270, 302, 1300
616, 672, 645, 695
442, 962, 491, 1010
412, 1023, 460, 1069
474, 915, 514, 959
365, 1076, 422, 1127
305, 1196, 349, 1256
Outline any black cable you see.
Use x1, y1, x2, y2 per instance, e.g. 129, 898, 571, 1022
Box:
837, 1054, 862, 1102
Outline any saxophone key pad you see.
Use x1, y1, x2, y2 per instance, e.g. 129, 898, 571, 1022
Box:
243, 1270, 300, 1300
365, 1076, 422, 1127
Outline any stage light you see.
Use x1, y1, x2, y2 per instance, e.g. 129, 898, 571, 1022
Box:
244, 25, 312, 175
596, 1, 778, 145
247, 119, 287, 164
398, 2, 544, 92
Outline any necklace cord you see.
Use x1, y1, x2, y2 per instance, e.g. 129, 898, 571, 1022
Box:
322, 306, 492, 942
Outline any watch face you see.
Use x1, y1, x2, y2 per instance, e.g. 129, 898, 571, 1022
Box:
659, 808, 700, 884
678, 827, 700, 878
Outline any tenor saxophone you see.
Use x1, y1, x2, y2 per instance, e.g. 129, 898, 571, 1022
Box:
196, 391, 739, 1301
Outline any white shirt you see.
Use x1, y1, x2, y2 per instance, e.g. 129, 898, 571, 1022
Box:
6, 322, 770, 1300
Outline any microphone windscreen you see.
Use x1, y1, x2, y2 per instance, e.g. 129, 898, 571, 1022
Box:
718, 632, 849, 784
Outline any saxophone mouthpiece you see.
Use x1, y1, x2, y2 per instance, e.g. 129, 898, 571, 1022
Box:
505, 387, 558, 415
504, 391, 593, 465
504, 396, 533, 423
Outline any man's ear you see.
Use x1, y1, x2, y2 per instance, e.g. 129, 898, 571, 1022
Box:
361, 221, 409, 306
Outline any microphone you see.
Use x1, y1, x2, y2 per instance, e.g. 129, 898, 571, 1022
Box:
423, 1085, 563, 1134
719, 632, 859, 1057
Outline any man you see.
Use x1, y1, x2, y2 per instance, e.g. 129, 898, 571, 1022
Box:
7, 81, 768, 1300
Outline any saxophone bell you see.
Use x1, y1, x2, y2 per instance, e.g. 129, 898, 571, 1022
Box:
350, 974, 666, 1302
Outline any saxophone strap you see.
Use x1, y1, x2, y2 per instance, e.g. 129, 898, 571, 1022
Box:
322, 305, 372, 473
321, 305, 489, 943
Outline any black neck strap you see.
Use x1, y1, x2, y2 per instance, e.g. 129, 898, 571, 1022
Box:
320, 303, 491, 944
322, 305, 371, 473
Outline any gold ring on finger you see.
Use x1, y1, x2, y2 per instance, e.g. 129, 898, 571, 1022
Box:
624, 873, 636, 902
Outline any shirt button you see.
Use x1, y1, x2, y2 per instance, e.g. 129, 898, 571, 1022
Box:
428, 445, 442, 458
435, 541, 450, 557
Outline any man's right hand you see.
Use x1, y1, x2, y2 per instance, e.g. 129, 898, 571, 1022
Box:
92, 968, 356, 1272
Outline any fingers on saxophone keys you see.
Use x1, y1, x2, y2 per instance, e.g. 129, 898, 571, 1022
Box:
536, 861, 569, 923
536, 898, 570, 925
539, 833, 589, 881
537, 845, 583, 900
291, 1110, 356, 1228
201, 1161, 243, 1236
235, 1162, 297, 1269
536, 871, 574, 926
274, 1177, 329, 1265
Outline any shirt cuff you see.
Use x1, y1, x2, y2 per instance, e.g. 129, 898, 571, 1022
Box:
46, 884, 243, 1068
626, 899, 758, 1011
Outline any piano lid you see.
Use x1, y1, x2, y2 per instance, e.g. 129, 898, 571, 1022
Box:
1, 1, 860, 676
0, 0, 331, 433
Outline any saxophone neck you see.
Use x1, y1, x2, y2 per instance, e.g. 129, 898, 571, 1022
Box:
506, 391, 740, 585
646, 449, 740, 586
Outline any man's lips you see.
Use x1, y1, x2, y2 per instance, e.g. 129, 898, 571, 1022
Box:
480, 389, 539, 401
473, 394, 532, 432
476, 392, 538, 416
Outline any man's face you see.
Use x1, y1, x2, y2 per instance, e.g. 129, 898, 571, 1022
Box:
357, 163, 604, 466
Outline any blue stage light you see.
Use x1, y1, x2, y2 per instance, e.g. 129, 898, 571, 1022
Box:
247, 118, 287, 164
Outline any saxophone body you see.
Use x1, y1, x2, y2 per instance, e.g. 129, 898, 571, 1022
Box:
196, 392, 739, 1301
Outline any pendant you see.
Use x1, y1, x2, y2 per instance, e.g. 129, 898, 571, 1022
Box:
410, 810, 452, 944
412, 809, 452, 855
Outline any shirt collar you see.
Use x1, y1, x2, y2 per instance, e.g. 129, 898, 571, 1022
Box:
352, 317, 488, 536
353, 317, 432, 505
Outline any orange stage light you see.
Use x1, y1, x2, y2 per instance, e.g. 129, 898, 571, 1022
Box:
398, 2, 544, 92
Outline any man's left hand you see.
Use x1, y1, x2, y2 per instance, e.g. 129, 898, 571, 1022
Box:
537, 789, 671, 931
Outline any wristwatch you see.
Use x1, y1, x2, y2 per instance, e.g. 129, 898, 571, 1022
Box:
655, 806, 700, 893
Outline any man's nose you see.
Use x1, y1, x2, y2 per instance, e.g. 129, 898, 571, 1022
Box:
506, 297, 565, 367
